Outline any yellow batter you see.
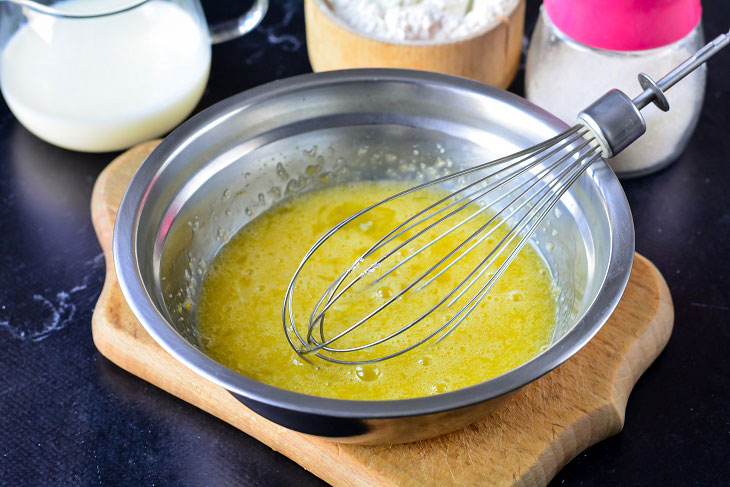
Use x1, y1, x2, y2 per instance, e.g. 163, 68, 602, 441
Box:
197, 181, 557, 400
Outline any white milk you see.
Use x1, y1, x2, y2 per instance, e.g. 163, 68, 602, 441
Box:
0, 0, 211, 152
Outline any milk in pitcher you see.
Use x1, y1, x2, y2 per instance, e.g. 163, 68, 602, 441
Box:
0, 0, 211, 152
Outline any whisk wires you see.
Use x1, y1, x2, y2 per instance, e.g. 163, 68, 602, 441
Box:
283, 126, 602, 364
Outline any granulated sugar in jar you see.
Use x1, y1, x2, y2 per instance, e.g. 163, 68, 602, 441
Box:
525, 0, 706, 178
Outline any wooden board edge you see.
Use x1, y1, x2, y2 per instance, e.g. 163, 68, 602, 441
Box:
89, 140, 160, 367
91, 298, 390, 487
609, 256, 674, 418
518, 256, 674, 486
91, 165, 118, 361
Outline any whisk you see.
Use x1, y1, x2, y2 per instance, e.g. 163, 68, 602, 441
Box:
283, 30, 730, 365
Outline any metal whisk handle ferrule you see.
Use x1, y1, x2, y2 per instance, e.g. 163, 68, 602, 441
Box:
577, 29, 730, 158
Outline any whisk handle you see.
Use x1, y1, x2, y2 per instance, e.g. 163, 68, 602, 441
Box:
633, 29, 730, 110
578, 28, 730, 158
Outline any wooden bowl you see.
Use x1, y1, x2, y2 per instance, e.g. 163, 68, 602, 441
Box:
304, 0, 525, 89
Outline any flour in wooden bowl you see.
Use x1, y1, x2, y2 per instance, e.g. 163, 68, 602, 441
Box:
326, 0, 519, 43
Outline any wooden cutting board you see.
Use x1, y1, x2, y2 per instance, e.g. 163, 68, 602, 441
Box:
91, 141, 673, 487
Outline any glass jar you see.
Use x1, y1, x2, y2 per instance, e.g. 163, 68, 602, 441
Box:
0, 0, 268, 152
525, 3, 706, 178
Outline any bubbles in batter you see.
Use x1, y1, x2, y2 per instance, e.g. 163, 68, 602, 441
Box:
196, 181, 557, 400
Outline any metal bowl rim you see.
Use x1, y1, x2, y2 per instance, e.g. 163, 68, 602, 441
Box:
113, 68, 635, 419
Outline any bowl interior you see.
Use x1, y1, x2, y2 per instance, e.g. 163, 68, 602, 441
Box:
122, 71, 630, 411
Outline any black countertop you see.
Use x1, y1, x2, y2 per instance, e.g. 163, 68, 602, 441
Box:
1, 1, 729, 485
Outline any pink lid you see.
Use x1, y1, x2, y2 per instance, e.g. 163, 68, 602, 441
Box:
544, 0, 702, 51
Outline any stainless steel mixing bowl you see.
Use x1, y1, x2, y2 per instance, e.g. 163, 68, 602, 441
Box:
114, 69, 634, 445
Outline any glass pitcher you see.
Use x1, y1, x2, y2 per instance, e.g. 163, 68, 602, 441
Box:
0, 0, 268, 152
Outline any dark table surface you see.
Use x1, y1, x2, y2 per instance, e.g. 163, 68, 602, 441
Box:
1, 1, 729, 485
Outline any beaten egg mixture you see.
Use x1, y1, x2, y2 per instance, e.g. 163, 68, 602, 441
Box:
197, 181, 557, 400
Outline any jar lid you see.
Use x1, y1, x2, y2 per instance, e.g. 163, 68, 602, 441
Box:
544, 0, 702, 51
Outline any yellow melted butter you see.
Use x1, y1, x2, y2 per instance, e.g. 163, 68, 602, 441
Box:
197, 181, 557, 400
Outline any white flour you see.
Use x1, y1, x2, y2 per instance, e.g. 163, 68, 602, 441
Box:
326, 0, 519, 42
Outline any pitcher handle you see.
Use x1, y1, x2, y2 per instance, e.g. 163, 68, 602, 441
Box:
208, 0, 268, 44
